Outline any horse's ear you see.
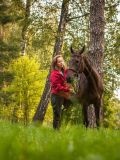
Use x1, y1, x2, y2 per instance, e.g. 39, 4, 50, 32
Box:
79, 45, 85, 55
70, 46, 74, 54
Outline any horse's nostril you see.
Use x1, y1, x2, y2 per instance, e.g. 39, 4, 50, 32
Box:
75, 73, 78, 77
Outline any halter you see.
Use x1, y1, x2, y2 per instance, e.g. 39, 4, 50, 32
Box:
67, 68, 81, 93
67, 68, 78, 74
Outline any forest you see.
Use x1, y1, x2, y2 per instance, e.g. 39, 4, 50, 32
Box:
0, 0, 120, 159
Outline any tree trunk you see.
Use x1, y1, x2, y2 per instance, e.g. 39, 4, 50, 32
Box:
21, 0, 31, 55
0, 25, 4, 41
12, 106, 18, 123
33, 0, 70, 123
88, 0, 105, 127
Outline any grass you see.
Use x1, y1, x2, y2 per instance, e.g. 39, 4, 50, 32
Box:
0, 121, 120, 160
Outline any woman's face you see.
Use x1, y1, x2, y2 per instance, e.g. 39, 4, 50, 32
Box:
56, 57, 65, 69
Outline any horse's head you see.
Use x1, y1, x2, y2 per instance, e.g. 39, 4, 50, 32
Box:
66, 46, 85, 83
69, 45, 85, 73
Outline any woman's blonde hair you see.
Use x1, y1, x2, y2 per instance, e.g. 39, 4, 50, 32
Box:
51, 55, 67, 70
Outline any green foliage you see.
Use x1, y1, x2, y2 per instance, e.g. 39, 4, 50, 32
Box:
0, 121, 120, 160
61, 103, 82, 126
0, 0, 119, 127
103, 92, 120, 129
1, 56, 48, 123
0, 0, 24, 105
27, 1, 58, 69
103, 2, 120, 129
0, 0, 23, 25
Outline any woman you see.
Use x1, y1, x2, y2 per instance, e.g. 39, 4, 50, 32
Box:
50, 55, 73, 129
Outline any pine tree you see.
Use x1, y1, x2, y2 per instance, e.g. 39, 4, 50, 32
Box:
88, 0, 105, 127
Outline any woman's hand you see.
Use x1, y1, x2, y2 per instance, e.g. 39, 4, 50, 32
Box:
65, 82, 75, 93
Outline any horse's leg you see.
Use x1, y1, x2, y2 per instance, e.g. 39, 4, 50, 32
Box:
94, 100, 101, 128
82, 104, 89, 127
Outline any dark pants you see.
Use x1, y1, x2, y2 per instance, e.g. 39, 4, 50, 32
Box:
51, 94, 71, 129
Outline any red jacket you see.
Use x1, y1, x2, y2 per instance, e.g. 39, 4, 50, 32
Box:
50, 69, 70, 94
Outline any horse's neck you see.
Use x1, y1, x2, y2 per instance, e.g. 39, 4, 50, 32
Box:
83, 57, 99, 87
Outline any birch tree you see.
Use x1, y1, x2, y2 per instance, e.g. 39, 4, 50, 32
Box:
33, 0, 70, 122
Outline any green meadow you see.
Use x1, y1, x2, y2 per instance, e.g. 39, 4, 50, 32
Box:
0, 121, 120, 160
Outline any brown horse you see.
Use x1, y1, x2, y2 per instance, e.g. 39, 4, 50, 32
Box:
66, 46, 103, 128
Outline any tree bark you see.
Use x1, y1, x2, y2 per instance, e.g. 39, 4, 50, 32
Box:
21, 0, 31, 55
88, 0, 105, 127
0, 25, 4, 41
33, 0, 70, 123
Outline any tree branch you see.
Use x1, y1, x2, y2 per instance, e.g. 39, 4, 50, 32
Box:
67, 13, 89, 22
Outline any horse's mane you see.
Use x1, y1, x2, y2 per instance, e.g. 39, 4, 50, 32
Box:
83, 55, 102, 98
